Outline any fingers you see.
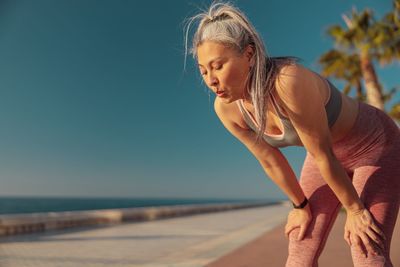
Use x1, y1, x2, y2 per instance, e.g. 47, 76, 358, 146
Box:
285, 224, 309, 240
284, 208, 312, 240
369, 223, 386, 241
365, 228, 385, 251
346, 208, 388, 258
363, 210, 387, 241
359, 232, 381, 257
351, 235, 368, 258
362, 210, 386, 251
285, 224, 297, 239
297, 223, 308, 241
344, 229, 351, 247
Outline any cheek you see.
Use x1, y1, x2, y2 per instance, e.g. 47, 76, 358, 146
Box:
224, 67, 247, 86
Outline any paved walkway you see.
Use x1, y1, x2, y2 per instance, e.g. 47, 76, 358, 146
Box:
1, 204, 398, 267
207, 209, 400, 267
0, 204, 291, 267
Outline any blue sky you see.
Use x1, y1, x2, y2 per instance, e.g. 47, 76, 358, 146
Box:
0, 0, 398, 200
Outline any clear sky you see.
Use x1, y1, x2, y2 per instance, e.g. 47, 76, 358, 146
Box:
0, 0, 398, 200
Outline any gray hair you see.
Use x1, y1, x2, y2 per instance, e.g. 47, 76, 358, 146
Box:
183, 1, 298, 144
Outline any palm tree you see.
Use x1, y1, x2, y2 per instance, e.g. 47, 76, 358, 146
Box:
319, 50, 364, 102
319, 1, 400, 120
381, 0, 400, 121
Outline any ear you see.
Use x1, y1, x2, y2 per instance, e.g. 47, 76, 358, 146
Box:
243, 44, 255, 66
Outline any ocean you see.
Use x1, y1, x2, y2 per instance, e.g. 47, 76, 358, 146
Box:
0, 196, 282, 215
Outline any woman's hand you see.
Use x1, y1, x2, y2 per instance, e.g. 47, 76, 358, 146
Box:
344, 208, 386, 257
285, 203, 312, 241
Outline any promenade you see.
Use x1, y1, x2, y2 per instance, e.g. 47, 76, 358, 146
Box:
0, 203, 398, 267
0, 203, 290, 267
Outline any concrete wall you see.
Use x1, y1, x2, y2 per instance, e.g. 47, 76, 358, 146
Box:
0, 201, 283, 237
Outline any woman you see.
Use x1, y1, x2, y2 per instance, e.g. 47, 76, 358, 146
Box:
184, 2, 400, 267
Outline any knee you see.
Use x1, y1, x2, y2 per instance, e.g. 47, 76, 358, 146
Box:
350, 246, 393, 267
285, 229, 321, 267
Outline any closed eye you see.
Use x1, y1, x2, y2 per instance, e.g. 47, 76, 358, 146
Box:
199, 64, 221, 76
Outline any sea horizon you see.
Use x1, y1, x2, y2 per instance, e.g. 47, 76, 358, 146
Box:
0, 195, 285, 215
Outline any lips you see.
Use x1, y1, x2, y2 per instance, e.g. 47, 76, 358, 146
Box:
216, 90, 225, 97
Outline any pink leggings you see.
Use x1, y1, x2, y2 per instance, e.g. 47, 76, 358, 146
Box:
286, 102, 400, 267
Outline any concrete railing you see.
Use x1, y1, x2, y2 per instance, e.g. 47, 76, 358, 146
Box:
0, 201, 285, 237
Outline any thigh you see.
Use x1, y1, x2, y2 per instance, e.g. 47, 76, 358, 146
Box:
350, 150, 400, 267
286, 153, 343, 267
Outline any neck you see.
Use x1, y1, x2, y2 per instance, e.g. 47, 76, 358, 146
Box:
241, 89, 253, 105
243, 98, 252, 106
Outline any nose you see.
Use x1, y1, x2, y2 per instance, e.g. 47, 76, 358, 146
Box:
206, 74, 219, 91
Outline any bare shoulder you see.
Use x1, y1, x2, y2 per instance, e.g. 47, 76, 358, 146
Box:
213, 97, 251, 140
273, 63, 325, 111
213, 97, 232, 121
214, 97, 249, 130
275, 63, 314, 90
214, 97, 280, 165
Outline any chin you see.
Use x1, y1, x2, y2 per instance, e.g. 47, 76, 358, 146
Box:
218, 95, 230, 101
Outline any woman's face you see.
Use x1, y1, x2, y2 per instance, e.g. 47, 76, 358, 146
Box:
196, 41, 253, 103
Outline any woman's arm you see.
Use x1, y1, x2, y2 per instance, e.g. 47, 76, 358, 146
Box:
274, 65, 363, 212
275, 64, 385, 255
214, 98, 305, 206
214, 97, 312, 241
258, 147, 306, 207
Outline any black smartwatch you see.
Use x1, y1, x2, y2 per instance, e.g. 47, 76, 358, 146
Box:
292, 197, 308, 209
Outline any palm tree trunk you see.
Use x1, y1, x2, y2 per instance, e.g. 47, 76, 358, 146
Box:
355, 79, 363, 101
359, 52, 385, 110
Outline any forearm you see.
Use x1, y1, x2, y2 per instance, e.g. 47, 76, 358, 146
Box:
259, 157, 305, 206
314, 153, 364, 212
